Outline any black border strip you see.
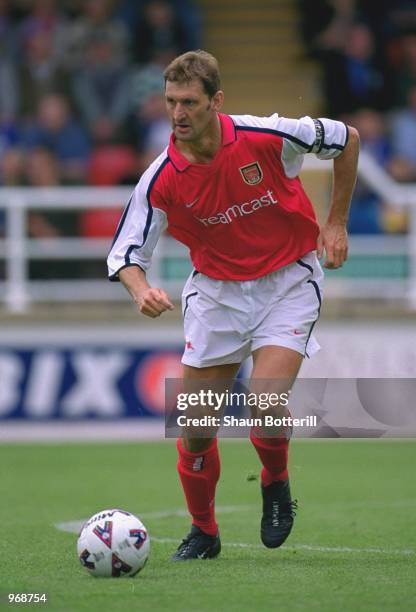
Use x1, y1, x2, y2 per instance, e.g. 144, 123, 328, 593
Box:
296, 258, 314, 274
183, 291, 198, 317
109, 194, 133, 249
316, 119, 325, 154
304, 279, 322, 358
108, 263, 144, 282
342, 122, 350, 148
124, 157, 170, 266
321, 142, 344, 151
307, 279, 322, 308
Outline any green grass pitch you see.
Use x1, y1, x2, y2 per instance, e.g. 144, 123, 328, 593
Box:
1, 439, 415, 611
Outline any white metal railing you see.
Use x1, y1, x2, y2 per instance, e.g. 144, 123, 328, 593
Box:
1, 152, 416, 313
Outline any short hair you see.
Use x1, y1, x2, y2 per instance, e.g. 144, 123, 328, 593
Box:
164, 50, 221, 98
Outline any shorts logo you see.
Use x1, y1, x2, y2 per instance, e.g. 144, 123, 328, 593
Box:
239, 162, 263, 185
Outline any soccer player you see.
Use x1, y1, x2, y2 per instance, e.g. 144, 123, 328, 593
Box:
107, 50, 359, 560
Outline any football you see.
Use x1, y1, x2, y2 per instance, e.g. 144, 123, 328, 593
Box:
77, 509, 150, 578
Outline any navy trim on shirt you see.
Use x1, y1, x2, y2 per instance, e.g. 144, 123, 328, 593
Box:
234, 125, 314, 152
108, 262, 144, 282
321, 142, 344, 151
124, 156, 170, 266
342, 122, 349, 148
109, 194, 133, 249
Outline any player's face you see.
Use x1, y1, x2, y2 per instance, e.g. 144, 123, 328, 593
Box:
165, 79, 223, 142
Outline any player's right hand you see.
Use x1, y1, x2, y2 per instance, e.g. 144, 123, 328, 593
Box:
135, 288, 175, 318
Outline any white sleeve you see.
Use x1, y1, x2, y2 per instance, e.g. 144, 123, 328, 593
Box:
107, 156, 168, 280
231, 113, 348, 178
280, 116, 348, 177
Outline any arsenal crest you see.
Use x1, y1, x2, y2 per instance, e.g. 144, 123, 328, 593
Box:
239, 161, 263, 185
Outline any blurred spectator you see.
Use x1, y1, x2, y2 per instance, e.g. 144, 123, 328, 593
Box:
0, 60, 18, 121
0, 120, 22, 238
348, 109, 392, 233
22, 93, 90, 184
26, 146, 59, 187
0, 1, 19, 121
25, 147, 81, 278
389, 85, 416, 183
133, 0, 192, 65
117, 0, 202, 49
0, 148, 25, 186
0, 145, 25, 238
25, 147, 62, 238
0, 120, 20, 163
130, 60, 165, 146
131, 61, 165, 110
321, 23, 392, 117
17, 29, 72, 120
61, 0, 86, 19
392, 32, 416, 107
113, 0, 144, 35
170, 0, 202, 51
71, 32, 131, 143
63, 0, 130, 71
139, 92, 171, 167
26, 147, 78, 238
17, 0, 68, 63
383, 0, 416, 36
0, 0, 19, 59
299, 0, 356, 57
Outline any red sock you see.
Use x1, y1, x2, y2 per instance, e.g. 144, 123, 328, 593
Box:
250, 429, 289, 486
176, 438, 220, 536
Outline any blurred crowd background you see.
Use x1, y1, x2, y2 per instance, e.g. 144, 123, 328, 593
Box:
299, 0, 416, 235
0, 0, 202, 249
1, 0, 416, 255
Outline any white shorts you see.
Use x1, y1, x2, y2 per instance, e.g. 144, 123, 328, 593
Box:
181, 251, 324, 368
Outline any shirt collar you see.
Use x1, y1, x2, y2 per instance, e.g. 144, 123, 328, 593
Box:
168, 113, 237, 171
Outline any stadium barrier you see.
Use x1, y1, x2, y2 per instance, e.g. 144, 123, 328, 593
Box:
1, 151, 416, 313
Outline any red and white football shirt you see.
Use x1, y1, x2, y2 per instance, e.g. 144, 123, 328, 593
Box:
107, 112, 347, 281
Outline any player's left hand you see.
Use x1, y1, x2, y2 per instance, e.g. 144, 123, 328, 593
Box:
317, 222, 348, 269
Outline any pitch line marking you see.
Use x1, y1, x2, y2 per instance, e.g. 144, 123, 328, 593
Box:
54, 505, 416, 557
55, 505, 255, 534
151, 537, 416, 557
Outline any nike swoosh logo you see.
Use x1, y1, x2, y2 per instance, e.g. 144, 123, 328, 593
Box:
185, 198, 199, 208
